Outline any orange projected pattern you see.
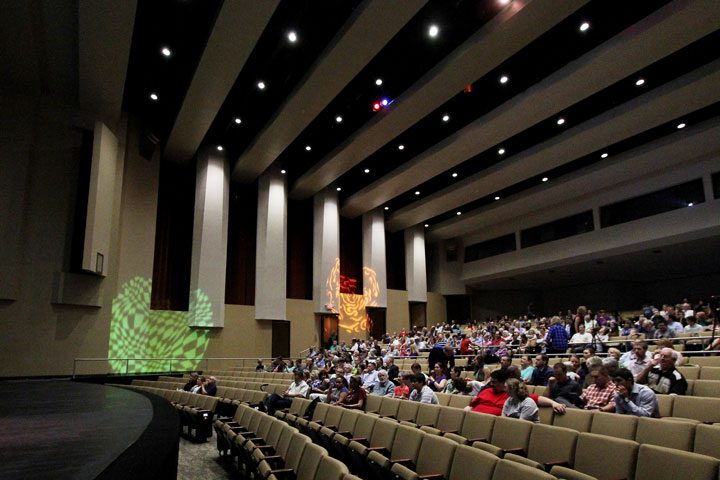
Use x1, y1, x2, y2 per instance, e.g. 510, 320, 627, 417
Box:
326, 258, 379, 333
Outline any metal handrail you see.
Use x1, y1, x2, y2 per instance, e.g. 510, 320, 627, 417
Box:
71, 357, 280, 379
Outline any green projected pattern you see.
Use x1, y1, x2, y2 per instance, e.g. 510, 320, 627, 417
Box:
109, 277, 211, 373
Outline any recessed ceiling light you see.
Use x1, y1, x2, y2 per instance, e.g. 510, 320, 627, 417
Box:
442, 114, 450, 122
499, 75, 509, 84
257, 81, 266, 90
499, 0, 511, 5
688, 202, 694, 207
415, 191, 420, 196
579, 22, 590, 32
556, 117, 565, 125
280, 169, 286, 174
677, 123, 686, 129
424, 224, 429, 227
234, 117, 242, 124
452, 172, 458, 178
375, 78, 383, 86
336, 116, 343, 123
601, 152, 609, 158
635, 78, 645, 86
149, 92, 158, 101
498, 148, 505, 155
364, 168, 370, 174
305, 145, 312, 151
542, 177, 549, 182
456, 211, 461, 216
384, 206, 389, 211
161, 47, 171, 57
216, 145, 224, 151
398, 144, 405, 151
428, 25, 439, 38
494, 196, 500, 201
287, 31, 297, 43
336, 187, 342, 192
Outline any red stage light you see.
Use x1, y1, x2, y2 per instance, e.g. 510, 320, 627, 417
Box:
372, 102, 381, 111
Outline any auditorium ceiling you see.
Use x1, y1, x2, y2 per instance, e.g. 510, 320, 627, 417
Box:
4, 0, 720, 252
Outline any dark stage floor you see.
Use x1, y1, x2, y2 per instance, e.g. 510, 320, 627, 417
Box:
0, 380, 153, 480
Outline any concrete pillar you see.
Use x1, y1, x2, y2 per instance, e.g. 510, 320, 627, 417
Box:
313, 189, 340, 313
188, 146, 229, 327
255, 169, 287, 320
362, 208, 387, 308
405, 225, 427, 303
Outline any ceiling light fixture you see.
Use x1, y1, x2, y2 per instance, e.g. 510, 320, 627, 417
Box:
498, 148, 505, 155
149, 92, 158, 101
384, 207, 389, 211
494, 196, 500, 201
415, 191, 420, 196
556, 117, 565, 125
336, 116, 343, 123
688, 202, 694, 207
499, 0, 511, 5
542, 177, 549, 182
425, 224, 429, 227
234, 117, 242, 124
456, 212, 461, 216
579, 22, 590, 32
375, 78, 383, 86
257, 81, 266, 90
635, 78, 645, 86
428, 25, 439, 38
452, 172, 458, 178
442, 114, 450, 122
161, 47, 171, 57
305, 145, 312, 151
601, 152, 609, 158
287, 31, 297, 43
364, 168, 370, 174
398, 144, 405, 150
499, 75, 509, 84
336, 187, 342, 192
216, 145, 224, 151
372, 102, 381, 112
677, 123, 686, 129
280, 169, 286, 174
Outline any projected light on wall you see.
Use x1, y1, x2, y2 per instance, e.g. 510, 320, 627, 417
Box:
326, 259, 379, 333
108, 277, 211, 373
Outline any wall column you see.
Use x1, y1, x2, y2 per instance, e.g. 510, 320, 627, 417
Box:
405, 225, 427, 302
255, 168, 287, 320
189, 146, 229, 327
362, 208, 387, 307
313, 189, 340, 312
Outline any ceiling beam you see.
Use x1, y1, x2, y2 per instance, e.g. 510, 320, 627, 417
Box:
291, 0, 588, 199
231, 0, 427, 182
163, 0, 279, 164
342, 0, 720, 219
78, 0, 137, 127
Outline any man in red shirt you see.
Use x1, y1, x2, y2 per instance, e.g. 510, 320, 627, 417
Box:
460, 334, 474, 355
465, 370, 510, 415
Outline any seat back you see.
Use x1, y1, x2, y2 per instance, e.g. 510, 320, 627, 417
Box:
635, 417, 695, 451
551, 408, 594, 432
415, 403, 441, 427
635, 444, 719, 480
414, 434, 457, 477
436, 405, 465, 434
314, 455, 350, 480
573, 432, 638, 480
436, 392, 452, 406
396, 399, 421, 423
448, 444, 498, 480
460, 412, 495, 443
368, 418, 398, 450
491, 459, 556, 480
312, 402, 331, 423
490, 416, 532, 453
656, 394, 674, 417
693, 424, 720, 459
699, 366, 720, 380
276, 425, 299, 458
448, 394, 471, 409
537, 406, 553, 425
365, 395, 383, 413
672, 396, 720, 423
336, 409, 360, 434
690, 380, 720, 398
256, 414, 275, 439
284, 432, 311, 472
351, 411, 377, 439
265, 421, 284, 448
691, 357, 720, 367
527, 423, 577, 466
390, 424, 424, 464
378, 396, 401, 417
295, 443, 326, 480
678, 365, 701, 380
590, 411, 638, 440
323, 405, 344, 428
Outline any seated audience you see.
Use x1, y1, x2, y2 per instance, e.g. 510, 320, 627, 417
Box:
621, 340, 652, 379
360, 361, 379, 391
183, 372, 199, 392
265, 371, 309, 415
339, 376, 367, 409
200, 376, 217, 396
503, 378, 539, 422
326, 375, 349, 404
369, 370, 395, 397
255, 359, 266, 372
385, 356, 400, 382
612, 368, 659, 417
529, 354, 553, 386
568, 324, 592, 353
410, 373, 439, 404
393, 373, 412, 399
544, 362, 582, 407
519, 355, 535, 383
427, 362, 449, 392
579, 366, 616, 411
636, 347, 688, 395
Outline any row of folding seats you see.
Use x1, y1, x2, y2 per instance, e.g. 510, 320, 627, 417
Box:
206, 370, 295, 380
160, 389, 218, 442
214, 386, 268, 417
678, 365, 720, 380
213, 404, 351, 480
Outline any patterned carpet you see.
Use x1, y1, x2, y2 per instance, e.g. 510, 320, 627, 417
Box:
177, 435, 240, 479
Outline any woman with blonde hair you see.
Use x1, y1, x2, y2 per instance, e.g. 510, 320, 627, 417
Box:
502, 378, 539, 422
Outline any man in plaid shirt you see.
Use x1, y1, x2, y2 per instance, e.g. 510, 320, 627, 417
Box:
579, 365, 616, 411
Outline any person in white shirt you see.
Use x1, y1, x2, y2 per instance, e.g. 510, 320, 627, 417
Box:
622, 341, 653, 379
361, 361, 379, 391
265, 371, 309, 415
568, 324, 593, 353
409, 374, 439, 404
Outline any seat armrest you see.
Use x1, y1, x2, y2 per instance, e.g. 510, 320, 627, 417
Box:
336, 430, 351, 437
503, 448, 526, 456
543, 461, 569, 472
418, 475, 444, 480
350, 437, 368, 445
391, 458, 413, 466
440, 429, 458, 435
466, 437, 488, 444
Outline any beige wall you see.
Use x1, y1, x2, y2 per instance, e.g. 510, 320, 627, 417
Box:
426, 291, 447, 326
386, 289, 410, 336
287, 299, 318, 356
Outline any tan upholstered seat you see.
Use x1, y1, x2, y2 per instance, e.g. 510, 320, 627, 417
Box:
390, 434, 457, 480
491, 459, 556, 480
691, 380, 720, 398
672, 396, 720, 423
635, 416, 695, 451
448, 444, 498, 480
590, 411, 638, 440
572, 432, 638, 480
489, 416, 532, 456
634, 444, 719, 480
551, 408, 594, 432
693, 423, 720, 459
699, 367, 720, 380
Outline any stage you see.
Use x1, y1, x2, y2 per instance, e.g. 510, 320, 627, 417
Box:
0, 380, 178, 480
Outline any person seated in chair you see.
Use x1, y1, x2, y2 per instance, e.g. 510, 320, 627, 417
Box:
182, 372, 199, 391
579, 366, 616, 411
369, 370, 395, 397
409, 373, 439, 404
200, 376, 217, 396
636, 347, 688, 395
264, 371, 309, 415
543, 362, 582, 407
612, 368, 659, 417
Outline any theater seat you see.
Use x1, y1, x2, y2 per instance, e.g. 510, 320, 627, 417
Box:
572, 433, 638, 480
589, 411, 637, 440
635, 416, 695, 451
491, 459, 556, 480
390, 434, 457, 480
672, 396, 720, 423
551, 408, 594, 432
489, 416, 532, 456
635, 444, 719, 480
366, 424, 424, 478
376, 397, 402, 418
314, 452, 349, 480
445, 411, 495, 445
691, 380, 720, 398
693, 424, 720, 459
420, 405, 465, 436
549, 465, 598, 480
448, 445, 498, 480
